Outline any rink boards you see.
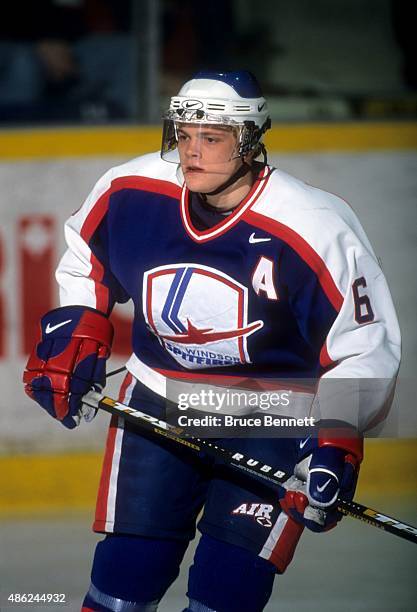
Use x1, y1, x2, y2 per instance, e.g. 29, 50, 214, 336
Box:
0, 122, 416, 514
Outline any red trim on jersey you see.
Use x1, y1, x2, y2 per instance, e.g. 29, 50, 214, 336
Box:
94, 413, 118, 528
118, 370, 134, 402
319, 342, 335, 369
244, 210, 344, 312
79, 191, 109, 312
79, 176, 181, 312
94, 372, 132, 529
180, 166, 271, 242
110, 175, 182, 200
91, 256, 108, 312
268, 516, 304, 572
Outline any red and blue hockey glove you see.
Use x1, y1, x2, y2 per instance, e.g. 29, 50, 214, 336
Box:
23, 305, 113, 429
279, 429, 363, 532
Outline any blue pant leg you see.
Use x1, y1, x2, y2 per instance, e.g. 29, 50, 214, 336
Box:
185, 534, 276, 612
83, 534, 189, 610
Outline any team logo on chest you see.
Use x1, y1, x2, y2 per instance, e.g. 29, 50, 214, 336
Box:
143, 264, 263, 369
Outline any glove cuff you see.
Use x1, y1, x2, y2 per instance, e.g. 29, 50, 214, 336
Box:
72, 307, 113, 350
318, 427, 363, 464
40, 305, 114, 350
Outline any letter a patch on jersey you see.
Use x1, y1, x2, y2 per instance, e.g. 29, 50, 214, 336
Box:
143, 263, 263, 369
252, 257, 278, 300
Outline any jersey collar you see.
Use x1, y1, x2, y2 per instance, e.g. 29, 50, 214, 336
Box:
180, 165, 272, 243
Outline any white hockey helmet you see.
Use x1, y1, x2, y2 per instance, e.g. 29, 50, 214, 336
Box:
161, 70, 271, 164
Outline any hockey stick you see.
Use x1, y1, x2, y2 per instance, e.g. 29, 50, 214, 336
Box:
82, 390, 417, 545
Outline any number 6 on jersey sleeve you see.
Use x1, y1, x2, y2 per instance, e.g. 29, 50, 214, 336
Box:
352, 276, 374, 324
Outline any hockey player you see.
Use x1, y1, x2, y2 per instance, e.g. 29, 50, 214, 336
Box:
24, 71, 401, 612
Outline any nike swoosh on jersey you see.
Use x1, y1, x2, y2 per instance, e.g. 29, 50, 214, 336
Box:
249, 233, 271, 244
45, 319, 72, 334
316, 478, 332, 493
299, 435, 311, 449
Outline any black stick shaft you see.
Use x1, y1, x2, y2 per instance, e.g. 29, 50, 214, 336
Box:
82, 391, 417, 545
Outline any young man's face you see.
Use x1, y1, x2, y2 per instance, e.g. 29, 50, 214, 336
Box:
177, 124, 242, 193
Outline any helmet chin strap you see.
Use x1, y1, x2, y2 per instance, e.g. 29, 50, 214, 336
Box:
200, 144, 268, 197
201, 160, 252, 197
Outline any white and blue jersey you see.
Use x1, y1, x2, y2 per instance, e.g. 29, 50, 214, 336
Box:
56, 151, 400, 570
57, 151, 400, 429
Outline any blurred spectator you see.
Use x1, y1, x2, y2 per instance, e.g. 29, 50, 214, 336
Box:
161, 1, 273, 101
391, 0, 417, 90
0, 0, 133, 122
162, 0, 236, 95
